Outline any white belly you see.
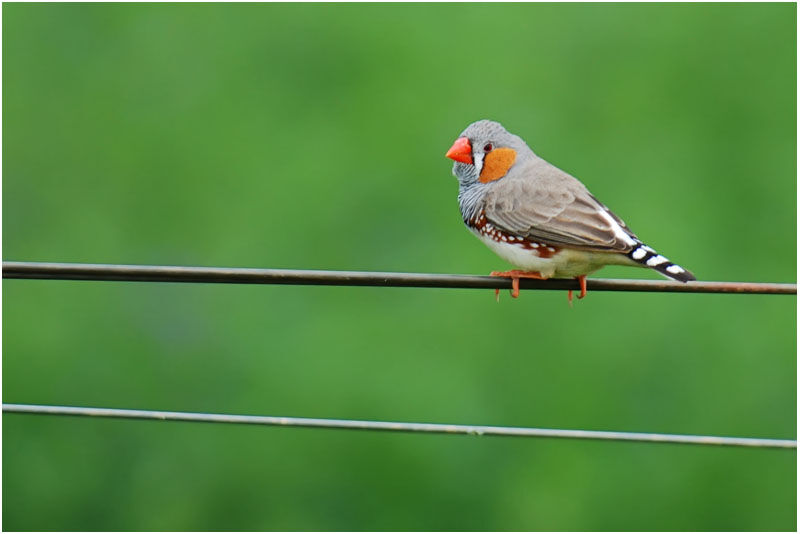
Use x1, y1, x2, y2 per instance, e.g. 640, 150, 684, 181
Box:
475, 231, 638, 278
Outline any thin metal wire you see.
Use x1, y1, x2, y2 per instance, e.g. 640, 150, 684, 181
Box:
3, 404, 795, 449
3, 265, 794, 450
2, 261, 796, 294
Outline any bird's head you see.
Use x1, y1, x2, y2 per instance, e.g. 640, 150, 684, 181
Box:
446, 120, 527, 186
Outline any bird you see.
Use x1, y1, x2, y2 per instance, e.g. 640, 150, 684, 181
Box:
445, 119, 695, 301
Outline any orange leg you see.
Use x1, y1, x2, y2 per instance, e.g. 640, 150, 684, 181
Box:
567, 275, 588, 304
490, 270, 548, 299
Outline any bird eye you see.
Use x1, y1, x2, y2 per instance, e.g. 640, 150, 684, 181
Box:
483, 143, 493, 152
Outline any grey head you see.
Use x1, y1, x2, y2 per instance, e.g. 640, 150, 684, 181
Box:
445, 120, 532, 187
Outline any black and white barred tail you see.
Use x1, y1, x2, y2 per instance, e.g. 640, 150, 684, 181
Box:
626, 243, 696, 282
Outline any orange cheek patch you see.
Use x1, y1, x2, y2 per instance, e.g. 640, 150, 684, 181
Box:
479, 148, 516, 183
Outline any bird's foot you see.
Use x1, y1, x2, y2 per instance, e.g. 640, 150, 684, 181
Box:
490, 270, 548, 299
567, 275, 588, 305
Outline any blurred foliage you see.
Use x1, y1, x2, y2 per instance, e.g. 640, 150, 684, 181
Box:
3, 3, 796, 531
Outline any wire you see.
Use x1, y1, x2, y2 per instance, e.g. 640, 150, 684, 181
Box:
3, 265, 793, 449
2, 261, 796, 295
2, 404, 795, 449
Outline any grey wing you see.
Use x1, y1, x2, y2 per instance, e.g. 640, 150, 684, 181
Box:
482, 162, 639, 252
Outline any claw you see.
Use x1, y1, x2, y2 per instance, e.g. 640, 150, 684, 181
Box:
566, 275, 588, 305
577, 275, 587, 299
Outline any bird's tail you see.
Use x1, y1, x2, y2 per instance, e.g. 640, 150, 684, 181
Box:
626, 243, 696, 282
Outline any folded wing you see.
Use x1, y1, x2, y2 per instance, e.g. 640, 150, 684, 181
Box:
482, 160, 639, 252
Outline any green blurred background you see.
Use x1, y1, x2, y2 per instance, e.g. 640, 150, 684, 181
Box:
3, 3, 796, 531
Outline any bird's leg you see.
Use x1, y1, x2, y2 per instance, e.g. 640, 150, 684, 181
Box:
490, 270, 547, 299
567, 275, 588, 304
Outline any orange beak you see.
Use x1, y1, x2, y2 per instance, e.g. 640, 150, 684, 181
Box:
445, 137, 472, 164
